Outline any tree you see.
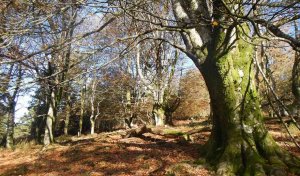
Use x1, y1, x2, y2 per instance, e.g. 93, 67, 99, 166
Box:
292, 19, 300, 115
5, 64, 22, 149
136, 40, 180, 126
0, 63, 22, 148
169, 1, 300, 175
0, 0, 119, 144
64, 87, 72, 135
0, 42, 24, 149
78, 77, 86, 136
88, 74, 101, 134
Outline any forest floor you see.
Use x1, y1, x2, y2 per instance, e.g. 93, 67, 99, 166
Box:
0, 118, 300, 176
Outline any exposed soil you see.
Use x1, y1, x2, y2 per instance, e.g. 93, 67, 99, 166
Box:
0, 118, 299, 176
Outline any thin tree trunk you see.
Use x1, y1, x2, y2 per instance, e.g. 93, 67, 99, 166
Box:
90, 88, 95, 135
5, 64, 21, 148
5, 103, 15, 149
43, 91, 55, 146
90, 120, 95, 135
292, 20, 300, 116
64, 94, 71, 135
89, 93, 96, 135
79, 83, 85, 136
124, 88, 133, 128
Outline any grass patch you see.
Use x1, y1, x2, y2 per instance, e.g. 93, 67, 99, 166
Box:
15, 139, 37, 150
55, 135, 73, 143
163, 129, 185, 136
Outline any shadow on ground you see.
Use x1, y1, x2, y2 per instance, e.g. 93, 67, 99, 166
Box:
1, 132, 206, 176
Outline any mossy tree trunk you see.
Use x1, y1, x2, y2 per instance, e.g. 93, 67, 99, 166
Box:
172, 0, 300, 175
152, 102, 166, 126
201, 39, 300, 175
152, 102, 177, 126
152, 93, 179, 126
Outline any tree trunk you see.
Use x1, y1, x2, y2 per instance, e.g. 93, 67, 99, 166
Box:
171, 0, 300, 174
165, 110, 174, 126
292, 21, 300, 116
43, 103, 55, 146
152, 103, 175, 126
79, 85, 85, 136
152, 103, 166, 126
5, 64, 21, 148
164, 98, 180, 126
199, 39, 300, 175
292, 52, 300, 116
64, 94, 71, 135
5, 102, 15, 149
90, 101, 95, 135
124, 87, 133, 129
90, 119, 95, 135
43, 91, 55, 146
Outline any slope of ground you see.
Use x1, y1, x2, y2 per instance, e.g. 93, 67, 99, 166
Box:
0, 118, 299, 176
0, 120, 212, 176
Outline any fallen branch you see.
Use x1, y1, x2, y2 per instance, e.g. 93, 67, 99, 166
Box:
124, 125, 152, 138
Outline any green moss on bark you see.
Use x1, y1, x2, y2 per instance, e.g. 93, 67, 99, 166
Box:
199, 27, 300, 175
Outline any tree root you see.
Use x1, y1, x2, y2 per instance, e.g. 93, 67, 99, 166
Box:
203, 134, 300, 176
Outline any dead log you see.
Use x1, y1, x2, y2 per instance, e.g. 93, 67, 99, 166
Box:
124, 125, 152, 138
186, 126, 211, 135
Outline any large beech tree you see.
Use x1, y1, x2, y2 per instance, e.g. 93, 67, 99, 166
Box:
170, 0, 300, 175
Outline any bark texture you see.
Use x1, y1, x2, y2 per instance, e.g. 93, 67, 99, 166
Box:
292, 21, 300, 116
172, 0, 300, 175
44, 97, 55, 146
6, 103, 15, 149
152, 103, 166, 126
64, 94, 71, 135
292, 52, 300, 117
79, 82, 86, 136
201, 39, 300, 175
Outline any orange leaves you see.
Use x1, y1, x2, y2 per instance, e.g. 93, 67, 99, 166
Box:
211, 20, 219, 27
